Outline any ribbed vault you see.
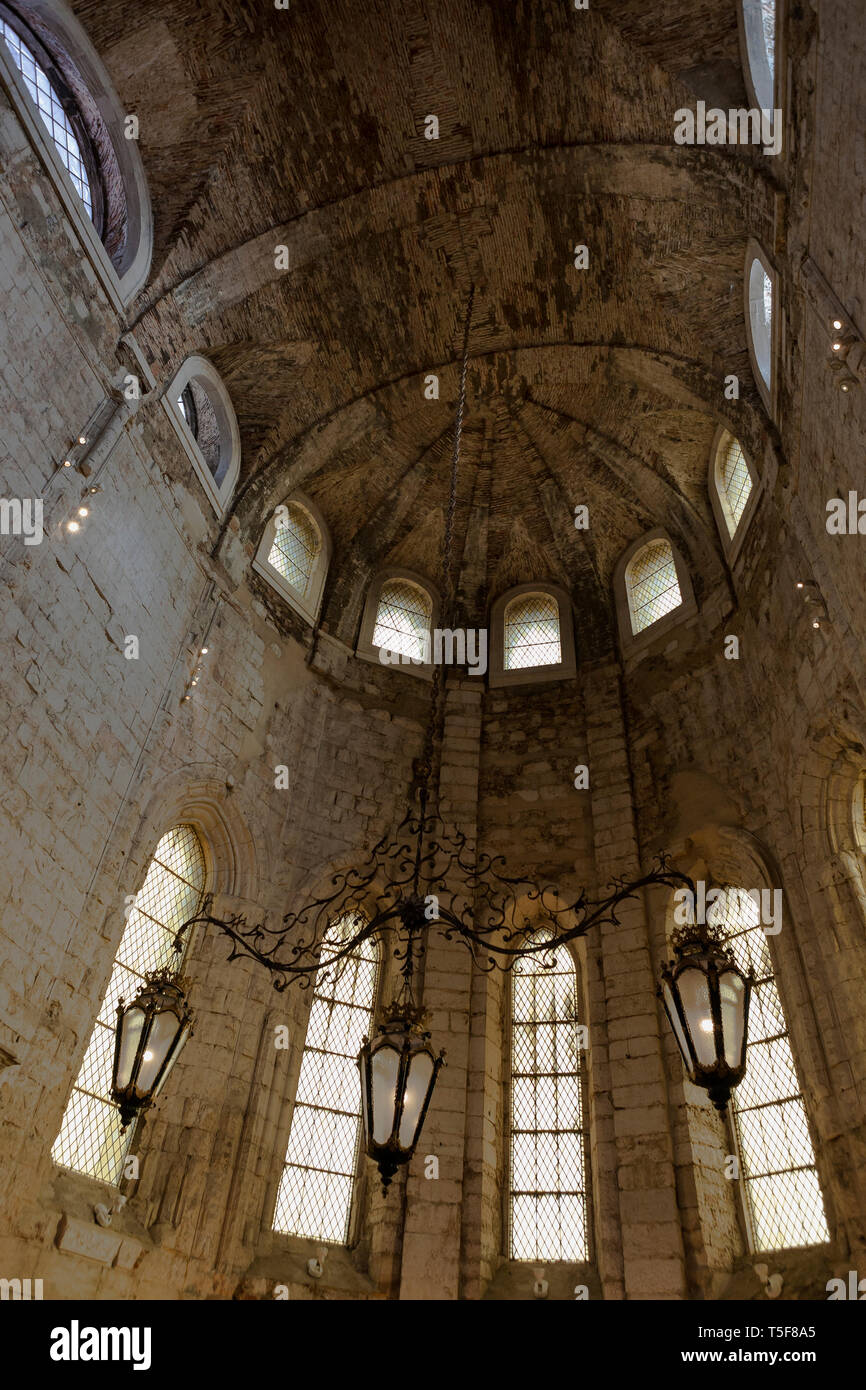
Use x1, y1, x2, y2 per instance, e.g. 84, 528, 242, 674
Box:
75, 0, 779, 629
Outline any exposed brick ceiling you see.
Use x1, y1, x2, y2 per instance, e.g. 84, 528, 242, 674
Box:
73, 0, 778, 617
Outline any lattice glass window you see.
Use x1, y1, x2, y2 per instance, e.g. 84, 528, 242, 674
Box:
372, 579, 432, 662
510, 932, 588, 1262
707, 887, 830, 1251
272, 915, 379, 1244
267, 503, 321, 598
716, 434, 753, 536
626, 539, 682, 635
504, 593, 562, 671
52, 825, 205, 1183
1, 15, 94, 220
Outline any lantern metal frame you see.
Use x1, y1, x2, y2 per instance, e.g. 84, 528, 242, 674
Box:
358, 994, 446, 1191
658, 919, 754, 1111
110, 963, 195, 1131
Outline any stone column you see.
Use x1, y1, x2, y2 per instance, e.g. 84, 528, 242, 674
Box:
398, 680, 482, 1300
584, 660, 687, 1300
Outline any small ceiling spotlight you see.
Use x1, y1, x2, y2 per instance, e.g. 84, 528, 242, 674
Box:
78, 435, 87, 445
833, 319, 843, 330
832, 342, 842, 352
63, 459, 72, 467
77, 506, 89, 517
201, 647, 209, 655
812, 619, 821, 629
841, 384, 850, 392
796, 581, 804, 590
66, 520, 80, 533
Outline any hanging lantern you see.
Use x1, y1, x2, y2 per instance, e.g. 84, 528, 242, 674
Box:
658, 921, 753, 1112
358, 1001, 445, 1191
111, 967, 194, 1130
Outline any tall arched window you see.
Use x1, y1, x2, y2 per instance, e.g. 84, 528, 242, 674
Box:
504, 592, 562, 671
510, 933, 589, 1262
372, 578, 432, 663
713, 431, 755, 541
1, 9, 96, 222
741, 0, 776, 113
708, 887, 829, 1251
746, 246, 775, 407
273, 914, 379, 1244
165, 357, 241, 514
52, 825, 206, 1183
0, 1, 152, 299
625, 537, 683, 636
268, 502, 321, 598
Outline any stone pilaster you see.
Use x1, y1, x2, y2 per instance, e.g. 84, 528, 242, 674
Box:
398, 680, 482, 1300
584, 661, 687, 1300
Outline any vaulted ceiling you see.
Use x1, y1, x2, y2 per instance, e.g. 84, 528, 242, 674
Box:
76, 0, 781, 627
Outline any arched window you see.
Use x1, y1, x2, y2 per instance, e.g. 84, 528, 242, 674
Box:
1, 9, 96, 222
253, 493, 330, 625
707, 887, 829, 1251
504, 592, 561, 671
268, 502, 321, 598
0, 1, 152, 300
510, 933, 589, 1262
741, 0, 776, 113
52, 825, 206, 1184
625, 537, 683, 636
372, 578, 433, 663
749, 259, 773, 387
272, 914, 379, 1244
164, 356, 241, 515
712, 430, 757, 546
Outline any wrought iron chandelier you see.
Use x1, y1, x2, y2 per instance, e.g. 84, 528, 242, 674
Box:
111, 287, 751, 1185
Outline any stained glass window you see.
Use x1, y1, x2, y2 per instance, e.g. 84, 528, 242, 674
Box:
52, 825, 205, 1183
372, 579, 432, 662
510, 933, 588, 1262
716, 434, 753, 536
708, 887, 830, 1251
1, 15, 94, 220
504, 593, 562, 671
626, 538, 682, 635
272, 915, 379, 1244
268, 503, 321, 598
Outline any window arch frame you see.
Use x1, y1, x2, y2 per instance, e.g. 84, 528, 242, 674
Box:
614, 528, 697, 658
738, 0, 778, 119
357, 568, 439, 681
704, 883, 831, 1254
709, 426, 760, 561
253, 492, 331, 626
270, 911, 383, 1248
744, 238, 779, 416
164, 356, 241, 517
489, 582, 577, 689
505, 929, 592, 1265
51, 822, 208, 1186
0, 0, 152, 305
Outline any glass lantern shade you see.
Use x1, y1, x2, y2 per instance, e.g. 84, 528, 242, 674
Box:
111, 970, 194, 1129
658, 924, 752, 1111
358, 1007, 445, 1191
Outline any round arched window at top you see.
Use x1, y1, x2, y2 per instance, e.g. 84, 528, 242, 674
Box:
0, 1, 152, 300
740, 0, 776, 114
0, 5, 101, 226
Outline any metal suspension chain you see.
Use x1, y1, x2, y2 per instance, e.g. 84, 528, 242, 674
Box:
413, 285, 475, 882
